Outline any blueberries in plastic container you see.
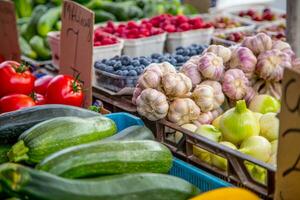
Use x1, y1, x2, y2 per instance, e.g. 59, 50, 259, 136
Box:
132, 60, 140, 66
105, 66, 114, 73
151, 53, 161, 59
128, 70, 138, 76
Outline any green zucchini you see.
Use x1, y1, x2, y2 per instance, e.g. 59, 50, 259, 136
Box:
0, 145, 10, 164
102, 125, 155, 142
0, 104, 101, 145
37, 6, 61, 37
0, 163, 200, 200
29, 35, 51, 60
37, 140, 172, 178
8, 116, 117, 164
19, 36, 37, 59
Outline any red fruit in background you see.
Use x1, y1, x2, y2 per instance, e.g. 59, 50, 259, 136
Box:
262, 12, 275, 21
239, 11, 245, 17
179, 23, 190, 31
46, 75, 83, 107
165, 24, 176, 32
34, 75, 54, 95
31, 93, 46, 105
0, 94, 35, 113
176, 15, 189, 24
252, 15, 263, 21
0, 61, 35, 97
246, 9, 255, 17
263, 8, 271, 13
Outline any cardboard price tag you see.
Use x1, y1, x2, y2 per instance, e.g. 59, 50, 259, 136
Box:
275, 68, 300, 200
59, 0, 94, 108
0, 0, 21, 62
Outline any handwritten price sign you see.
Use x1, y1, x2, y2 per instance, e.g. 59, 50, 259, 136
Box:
275, 68, 300, 200
0, 1, 20, 62
59, 0, 94, 107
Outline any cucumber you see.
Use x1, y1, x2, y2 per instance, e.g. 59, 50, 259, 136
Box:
94, 10, 116, 23
0, 104, 102, 145
0, 145, 10, 164
19, 36, 37, 59
8, 116, 117, 164
15, 0, 33, 18
22, 5, 47, 41
0, 163, 200, 200
37, 140, 172, 178
29, 35, 51, 60
102, 125, 155, 142
37, 6, 61, 37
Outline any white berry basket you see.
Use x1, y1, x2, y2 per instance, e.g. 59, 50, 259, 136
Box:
166, 27, 214, 53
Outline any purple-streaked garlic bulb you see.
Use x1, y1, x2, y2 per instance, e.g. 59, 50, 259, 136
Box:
132, 84, 143, 105
138, 70, 162, 90
180, 56, 202, 87
192, 84, 215, 112
244, 87, 257, 105
242, 33, 272, 55
159, 62, 177, 75
256, 49, 292, 81
272, 40, 296, 60
162, 72, 192, 97
205, 45, 232, 63
194, 107, 223, 126
198, 52, 225, 81
201, 80, 225, 109
168, 98, 201, 125
222, 69, 249, 100
229, 46, 257, 78
253, 79, 282, 100
136, 88, 169, 121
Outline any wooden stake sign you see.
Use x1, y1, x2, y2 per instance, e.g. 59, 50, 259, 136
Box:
275, 68, 300, 200
0, 0, 21, 62
59, 0, 94, 107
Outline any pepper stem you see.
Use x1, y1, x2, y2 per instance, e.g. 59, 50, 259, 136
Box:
235, 100, 247, 113
7, 140, 29, 163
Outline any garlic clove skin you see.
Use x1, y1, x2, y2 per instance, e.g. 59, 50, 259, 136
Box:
193, 84, 215, 112
136, 88, 169, 121
200, 80, 225, 109
168, 98, 201, 125
180, 56, 202, 87
198, 52, 225, 81
253, 79, 282, 100
132, 84, 143, 105
229, 46, 257, 78
162, 72, 192, 98
194, 107, 223, 125
256, 49, 292, 82
205, 45, 232, 63
242, 33, 272, 55
138, 70, 162, 90
272, 40, 296, 60
222, 69, 249, 100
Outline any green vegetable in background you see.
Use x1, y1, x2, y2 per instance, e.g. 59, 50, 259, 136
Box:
22, 5, 47, 41
55, 20, 62, 30
94, 10, 116, 23
14, 0, 33, 18
34, 0, 47, 4
29, 35, 51, 60
19, 36, 37, 60
37, 6, 61, 37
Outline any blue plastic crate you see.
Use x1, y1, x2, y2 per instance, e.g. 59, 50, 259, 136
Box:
170, 158, 232, 192
105, 112, 144, 132
106, 112, 231, 192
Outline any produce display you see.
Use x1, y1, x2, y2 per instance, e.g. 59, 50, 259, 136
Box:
211, 16, 249, 30
133, 32, 297, 184
237, 8, 286, 22
0, 108, 201, 199
0, 60, 84, 113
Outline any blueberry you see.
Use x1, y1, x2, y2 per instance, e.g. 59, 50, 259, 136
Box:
158, 57, 166, 62
105, 66, 114, 73
101, 59, 107, 63
176, 46, 184, 51
94, 61, 104, 69
190, 49, 197, 56
122, 70, 129, 76
116, 70, 123, 76
113, 61, 122, 69
139, 64, 145, 69
191, 44, 198, 48
175, 55, 184, 62
127, 65, 134, 70
113, 55, 120, 60
107, 60, 116, 66
132, 60, 140, 66
152, 59, 159, 63
151, 53, 161, 59
184, 56, 190, 62
176, 49, 184, 55
128, 70, 137, 76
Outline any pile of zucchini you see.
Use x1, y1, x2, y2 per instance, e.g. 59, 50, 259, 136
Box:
0, 105, 200, 200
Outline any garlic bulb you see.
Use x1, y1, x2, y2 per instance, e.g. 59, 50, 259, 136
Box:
198, 52, 225, 81
242, 33, 272, 55
194, 107, 223, 125
256, 49, 292, 81
272, 40, 296, 60
192, 84, 215, 112
222, 69, 249, 100
162, 72, 192, 97
180, 56, 202, 87
205, 45, 232, 63
244, 87, 257, 105
136, 88, 169, 121
132, 84, 143, 105
229, 46, 257, 78
253, 79, 282, 100
158, 62, 177, 75
200, 80, 225, 109
138, 70, 162, 90
168, 98, 200, 125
